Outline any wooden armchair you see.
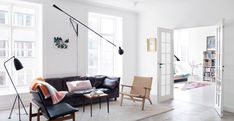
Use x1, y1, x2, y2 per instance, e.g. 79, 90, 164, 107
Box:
120, 76, 153, 110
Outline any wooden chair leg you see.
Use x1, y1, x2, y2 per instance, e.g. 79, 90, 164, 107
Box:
72, 112, 75, 121
120, 94, 124, 106
37, 109, 40, 121
148, 98, 152, 105
142, 97, 146, 111
29, 103, 32, 121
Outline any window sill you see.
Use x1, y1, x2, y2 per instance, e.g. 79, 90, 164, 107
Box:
0, 88, 30, 96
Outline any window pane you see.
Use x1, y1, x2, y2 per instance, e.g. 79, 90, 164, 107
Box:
101, 18, 114, 34
0, 29, 9, 57
13, 6, 35, 27
0, 71, 6, 87
25, 15, 32, 26
0, 5, 9, 25
15, 13, 24, 26
0, 10, 8, 24
88, 13, 122, 76
14, 41, 34, 57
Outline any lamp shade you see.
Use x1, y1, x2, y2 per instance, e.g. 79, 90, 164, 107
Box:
118, 47, 124, 55
14, 58, 23, 70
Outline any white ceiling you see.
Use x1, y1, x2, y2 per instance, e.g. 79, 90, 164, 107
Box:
74, 0, 153, 12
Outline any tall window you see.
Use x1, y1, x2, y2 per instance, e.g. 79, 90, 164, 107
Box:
88, 13, 122, 76
0, 1, 42, 94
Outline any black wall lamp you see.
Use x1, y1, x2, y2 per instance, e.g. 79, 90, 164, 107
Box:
53, 4, 124, 55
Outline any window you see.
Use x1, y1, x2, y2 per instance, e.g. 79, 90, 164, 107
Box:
14, 41, 34, 57
0, 10, 8, 24
88, 13, 122, 76
14, 12, 34, 27
0, 71, 6, 88
0, 40, 7, 57
0, 1, 42, 93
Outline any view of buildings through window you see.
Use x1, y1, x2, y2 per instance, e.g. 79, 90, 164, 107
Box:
0, 1, 42, 93
88, 12, 122, 77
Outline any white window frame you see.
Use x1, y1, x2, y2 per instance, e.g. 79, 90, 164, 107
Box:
88, 12, 122, 77
0, 1, 42, 93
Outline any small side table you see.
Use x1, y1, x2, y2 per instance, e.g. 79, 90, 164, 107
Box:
83, 93, 109, 117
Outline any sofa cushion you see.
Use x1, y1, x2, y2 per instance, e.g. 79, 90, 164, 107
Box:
102, 77, 119, 89
66, 80, 92, 92
63, 76, 89, 91
89, 75, 106, 88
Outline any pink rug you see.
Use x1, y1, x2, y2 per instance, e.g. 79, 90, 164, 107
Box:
181, 82, 210, 90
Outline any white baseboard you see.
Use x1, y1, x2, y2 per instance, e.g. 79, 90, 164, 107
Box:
224, 106, 234, 113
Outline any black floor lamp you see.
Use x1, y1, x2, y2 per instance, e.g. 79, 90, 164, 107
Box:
52, 4, 124, 55
4, 56, 28, 121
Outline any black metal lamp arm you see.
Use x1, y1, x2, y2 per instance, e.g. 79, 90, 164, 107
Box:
53, 4, 124, 55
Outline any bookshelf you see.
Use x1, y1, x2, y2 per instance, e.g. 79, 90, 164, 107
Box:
203, 50, 216, 82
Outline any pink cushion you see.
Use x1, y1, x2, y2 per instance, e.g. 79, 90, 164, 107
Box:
66, 80, 92, 92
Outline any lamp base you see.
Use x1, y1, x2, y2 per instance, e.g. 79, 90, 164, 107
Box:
8, 94, 28, 121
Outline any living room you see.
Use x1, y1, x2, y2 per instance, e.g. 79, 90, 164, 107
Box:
1, 0, 234, 121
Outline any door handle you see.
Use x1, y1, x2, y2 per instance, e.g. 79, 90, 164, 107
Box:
158, 63, 164, 68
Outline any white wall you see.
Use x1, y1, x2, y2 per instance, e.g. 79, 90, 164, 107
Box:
174, 26, 216, 77
0, 0, 137, 110
136, 0, 234, 112
42, 0, 137, 84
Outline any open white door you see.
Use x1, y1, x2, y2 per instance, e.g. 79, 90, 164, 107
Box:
215, 20, 224, 117
157, 27, 174, 102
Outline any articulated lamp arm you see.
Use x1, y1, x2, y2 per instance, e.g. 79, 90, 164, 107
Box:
53, 4, 124, 55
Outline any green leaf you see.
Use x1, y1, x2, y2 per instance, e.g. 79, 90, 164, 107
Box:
65, 39, 69, 43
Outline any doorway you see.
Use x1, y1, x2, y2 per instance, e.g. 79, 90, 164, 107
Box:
173, 26, 216, 107
157, 22, 224, 116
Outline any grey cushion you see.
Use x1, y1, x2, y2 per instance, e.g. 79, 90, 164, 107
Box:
102, 77, 119, 89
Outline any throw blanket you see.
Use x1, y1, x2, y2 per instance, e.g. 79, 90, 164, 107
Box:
31, 77, 67, 104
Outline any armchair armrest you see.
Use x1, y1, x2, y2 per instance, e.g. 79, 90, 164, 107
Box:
144, 87, 151, 90
120, 84, 132, 92
143, 87, 151, 97
121, 84, 132, 88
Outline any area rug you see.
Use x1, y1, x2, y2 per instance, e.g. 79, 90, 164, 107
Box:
4, 97, 173, 121
181, 82, 210, 90
76, 97, 173, 121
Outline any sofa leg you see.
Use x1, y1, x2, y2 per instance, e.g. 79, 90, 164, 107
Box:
115, 97, 117, 101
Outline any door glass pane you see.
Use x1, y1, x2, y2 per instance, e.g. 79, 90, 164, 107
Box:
161, 32, 166, 43
161, 85, 165, 96
161, 53, 166, 63
161, 76, 165, 85
166, 33, 171, 43
167, 64, 171, 74
166, 85, 170, 95
166, 75, 170, 84
161, 65, 166, 75
161, 43, 166, 53
166, 53, 170, 63
166, 43, 171, 53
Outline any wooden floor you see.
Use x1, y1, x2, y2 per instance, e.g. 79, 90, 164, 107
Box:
1, 83, 234, 121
